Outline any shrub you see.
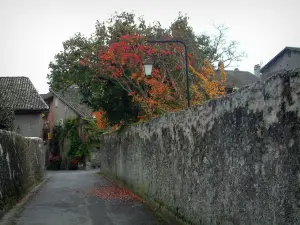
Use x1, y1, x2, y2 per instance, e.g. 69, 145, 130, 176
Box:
0, 105, 14, 131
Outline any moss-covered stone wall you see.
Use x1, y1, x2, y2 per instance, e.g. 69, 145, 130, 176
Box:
0, 130, 45, 218
99, 69, 300, 225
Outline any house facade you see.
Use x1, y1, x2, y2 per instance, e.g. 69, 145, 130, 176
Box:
40, 92, 54, 140
41, 86, 95, 169
260, 47, 300, 80
41, 86, 93, 137
0, 77, 48, 137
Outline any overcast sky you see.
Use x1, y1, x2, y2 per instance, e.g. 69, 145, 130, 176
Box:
0, 0, 299, 94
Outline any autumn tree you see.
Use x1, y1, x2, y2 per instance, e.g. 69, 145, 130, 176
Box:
80, 34, 227, 120
48, 11, 244, 126
47, 33, 139, 125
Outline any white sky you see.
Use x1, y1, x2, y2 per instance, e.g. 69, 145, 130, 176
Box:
0, 0, 299, 94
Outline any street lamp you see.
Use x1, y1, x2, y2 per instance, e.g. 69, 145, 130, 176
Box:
143, 57, 153, 77
143, 40, 190, 107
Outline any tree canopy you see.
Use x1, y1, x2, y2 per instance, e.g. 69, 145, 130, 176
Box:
47, 12, 245, 127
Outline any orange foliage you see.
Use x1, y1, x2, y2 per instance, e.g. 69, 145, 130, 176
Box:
90, 34, 226, 122
189, 61, 226, 105
92, 111, 107, 129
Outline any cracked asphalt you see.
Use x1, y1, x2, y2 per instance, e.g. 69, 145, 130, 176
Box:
13, 170, 169, 225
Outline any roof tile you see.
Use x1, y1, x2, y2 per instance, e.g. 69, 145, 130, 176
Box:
0, 77, 48, 111
49, 88, 92, 118
216, 70, 260, 88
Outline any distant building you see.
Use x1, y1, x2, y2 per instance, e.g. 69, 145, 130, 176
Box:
41, 86, 95, 169
216, 66, 260, 94
260, 47, 300, 80
41, 86, 94, 141
0, 77, 48, 137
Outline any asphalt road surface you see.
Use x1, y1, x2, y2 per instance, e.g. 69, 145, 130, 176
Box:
13, 170, 169, 225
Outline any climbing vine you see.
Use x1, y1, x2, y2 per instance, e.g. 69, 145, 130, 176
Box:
57, 117, 104, 166
62, 118, 86, 159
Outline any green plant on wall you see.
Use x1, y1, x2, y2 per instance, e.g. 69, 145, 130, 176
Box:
60, 117, 104, 165
47, 124, 63, 170
50, 124, 63, 155
49, 116, 104, 170
60, 117, 86, 162
81, 118, 104, 149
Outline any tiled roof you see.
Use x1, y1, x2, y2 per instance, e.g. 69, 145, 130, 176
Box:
0, 77, 49, 111
49, 88, 93, 118
40, 92, 53, 100
216, 70, 260, 88
225, 70, 260, 88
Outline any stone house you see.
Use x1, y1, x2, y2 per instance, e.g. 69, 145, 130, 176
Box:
260, 46, 300, 80
41, 85, 93, 141
0, 77, 48, 137
41, 85, 95, 168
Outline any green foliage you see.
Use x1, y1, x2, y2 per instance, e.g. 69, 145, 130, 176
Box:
54, 117, 104, 161
47, 11, 245, 126
80, 118, 104, 148
47, 33, 95, 91
0, 105, 14, 131
49, 124, 63, 155
61, 118, 86, 159
80, 81, 139, 125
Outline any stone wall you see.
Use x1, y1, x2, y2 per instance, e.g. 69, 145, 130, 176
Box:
98, 70, 300, 225
0, 130, 45, 218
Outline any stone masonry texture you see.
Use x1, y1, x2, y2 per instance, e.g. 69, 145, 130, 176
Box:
98, 69, 300, 225
0, 130, 45, 218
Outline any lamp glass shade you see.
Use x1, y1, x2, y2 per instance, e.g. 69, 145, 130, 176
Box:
143, 64, 153, 76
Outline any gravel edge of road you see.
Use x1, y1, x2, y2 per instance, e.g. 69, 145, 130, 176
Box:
0, 177, 50, 225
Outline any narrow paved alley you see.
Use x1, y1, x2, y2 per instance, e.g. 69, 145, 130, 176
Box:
13, 170, 168, 225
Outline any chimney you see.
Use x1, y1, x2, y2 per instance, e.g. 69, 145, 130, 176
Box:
254, 64, 261, 77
